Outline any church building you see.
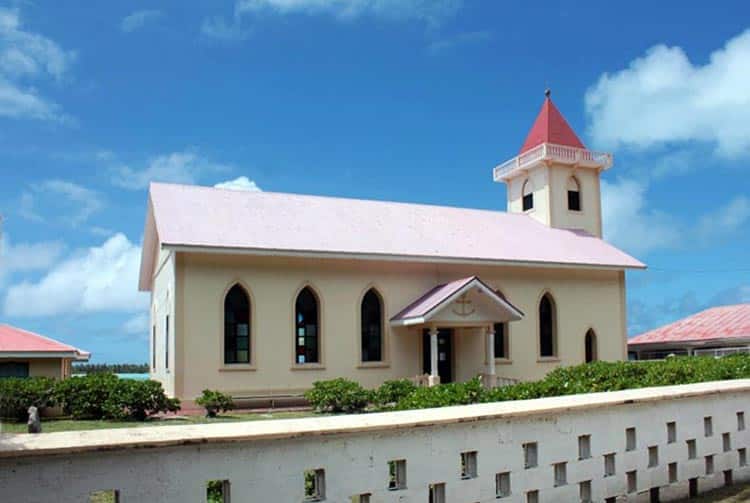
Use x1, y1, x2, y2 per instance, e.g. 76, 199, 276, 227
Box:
138, 93, 645, 401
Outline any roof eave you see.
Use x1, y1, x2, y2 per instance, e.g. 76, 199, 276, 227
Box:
162, 243, 646, 272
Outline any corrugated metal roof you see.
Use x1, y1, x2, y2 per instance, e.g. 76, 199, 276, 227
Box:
629, 304, 750, 345
139, 183, 644, 290
0, 324, 89, 358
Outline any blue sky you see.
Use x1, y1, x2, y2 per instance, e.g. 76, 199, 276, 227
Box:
0, 1, 748, 363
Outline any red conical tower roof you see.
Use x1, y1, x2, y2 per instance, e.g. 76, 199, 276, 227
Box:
519, 90, 585, 154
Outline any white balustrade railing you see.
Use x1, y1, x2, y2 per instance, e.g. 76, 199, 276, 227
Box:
493, 143, 613, 181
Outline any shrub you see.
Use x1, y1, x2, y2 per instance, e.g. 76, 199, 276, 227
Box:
0, 377, 56, 421
53, 373, 119, 419
373, 379, 417, 408
103, 379, 181, 421
395, 378, 483, 410
196, 389, 235, 418
305, 378, 371, 413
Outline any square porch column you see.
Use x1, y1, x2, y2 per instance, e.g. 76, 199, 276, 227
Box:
485, 325, 497, 388
428, 326, 440, 387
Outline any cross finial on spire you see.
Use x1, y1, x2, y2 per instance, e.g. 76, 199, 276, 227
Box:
544, 88, 551, 98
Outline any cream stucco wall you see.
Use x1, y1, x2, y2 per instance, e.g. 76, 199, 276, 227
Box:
507, 162, 602, 237
0, 358, 66, 378
149, 246, 176, 396
158, 252, 627, 400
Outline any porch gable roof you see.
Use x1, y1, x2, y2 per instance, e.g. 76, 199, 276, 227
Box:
390, 276, 524, 326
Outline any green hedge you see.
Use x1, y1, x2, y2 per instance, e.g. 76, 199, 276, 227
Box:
0, 377, 56, 421
305, 355, 750, 414
305, 378, 371, 413
0, 374, 180, 421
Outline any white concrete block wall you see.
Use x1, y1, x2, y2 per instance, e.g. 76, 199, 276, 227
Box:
2, 380, 750, 502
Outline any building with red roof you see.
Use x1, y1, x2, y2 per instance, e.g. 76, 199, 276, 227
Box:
0, 324, 90, 379
628, 304, 750, 360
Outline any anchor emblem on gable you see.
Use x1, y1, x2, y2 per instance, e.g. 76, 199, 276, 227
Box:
452, 294, 476, 317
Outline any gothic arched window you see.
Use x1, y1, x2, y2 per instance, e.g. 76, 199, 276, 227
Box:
295, 287, 320, 364
539, 293, 557, 358
360, 288, 383, 362
224, 284, 250, 364
585, 329, 597, 363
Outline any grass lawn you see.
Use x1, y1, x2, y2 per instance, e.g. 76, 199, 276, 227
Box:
0, 410, 318, 434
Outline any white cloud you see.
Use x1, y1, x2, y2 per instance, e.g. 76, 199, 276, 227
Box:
121, 10, 162, 33
201, 16, 250, 42
17, 190, 43, 222
113, 150, 231, 190
203, 0, 462, 41
0, 236, 65, 286
122, 312, 149, 337
0, 7, 75, 121
19, 179, 104, 225
428, 31, 491, 53
586, 29, 750, 158
0, 77, 63, 121
3, 233, 148, 317
214, 176, 262, 191
235, 0, 462, 24
601, 178, 681, 255
696, 196, 750, 240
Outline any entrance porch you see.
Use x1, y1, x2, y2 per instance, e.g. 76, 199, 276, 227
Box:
390, 276, 524, 387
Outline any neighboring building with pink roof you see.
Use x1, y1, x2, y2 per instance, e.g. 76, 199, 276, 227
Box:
628, 304, 750, 360
138, 92, 644, 402
0, 324, 89, 379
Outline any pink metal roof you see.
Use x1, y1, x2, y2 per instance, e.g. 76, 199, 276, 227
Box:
519, 95, 586, 154
629, 304, 750, 346
391, 276, 523, 323
140, 183, 644, 290
0, 324, 89, 358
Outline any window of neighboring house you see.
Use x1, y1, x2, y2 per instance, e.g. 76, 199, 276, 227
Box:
224, 284, 251, 364
539, 293, 557, 358
522, 179, 534, 211
165, 315, 169, 371
296, 287, 320, 364
152, 325, 156, 369
567, 176, 581, 211
0, 362, 29, 378
361, 289, 383, 362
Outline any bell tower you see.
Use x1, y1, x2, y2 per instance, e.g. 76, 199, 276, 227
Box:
493, 90, 612, 237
